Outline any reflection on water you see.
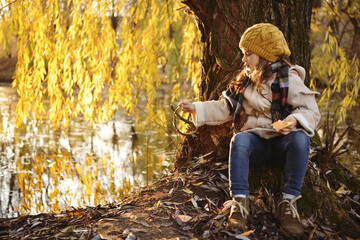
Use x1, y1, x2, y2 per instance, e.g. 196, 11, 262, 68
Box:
0, 86, 177, 218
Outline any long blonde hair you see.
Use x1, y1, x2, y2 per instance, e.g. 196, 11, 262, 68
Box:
236, 57, 291, 92
234, 57, 270, 92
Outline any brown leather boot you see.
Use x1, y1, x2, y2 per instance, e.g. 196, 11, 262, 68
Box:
276, 195, 305, 236
222, 197, 250, 229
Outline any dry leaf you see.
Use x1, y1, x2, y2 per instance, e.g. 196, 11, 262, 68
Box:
326, 180, 331, 190
270, 120, 292, 131
182, 188, 194, 194
190, 198, 198, 209
241, 229, 255, 237
214, 164, 228, 170
175, 214, 192, 223
308, 226, 317, 239
335, 185, 351, 196
192, 182, 203, 186
309, 152, 317, 159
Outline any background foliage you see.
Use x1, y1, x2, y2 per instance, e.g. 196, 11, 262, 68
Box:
310, 0, 360, 123
0, 0, 201, 129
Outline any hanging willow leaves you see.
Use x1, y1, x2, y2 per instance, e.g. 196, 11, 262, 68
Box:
0, 0, 201, 129
311, 28, 360, 123
310, 1, 360, 123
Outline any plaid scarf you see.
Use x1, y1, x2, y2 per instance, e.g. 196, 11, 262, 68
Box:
223, 77, 250, 125
265, 61, 292, 122
224, 61, 292, 128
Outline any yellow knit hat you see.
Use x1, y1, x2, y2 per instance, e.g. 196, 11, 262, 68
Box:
239, 23, 291, 62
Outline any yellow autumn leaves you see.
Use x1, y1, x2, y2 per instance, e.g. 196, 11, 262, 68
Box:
310, 4, 360, 124
1, 0, 202, 129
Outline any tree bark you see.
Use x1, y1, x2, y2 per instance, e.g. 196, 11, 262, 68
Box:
181, 0, 313, 101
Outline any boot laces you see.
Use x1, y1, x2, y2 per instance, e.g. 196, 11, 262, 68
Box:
279, 195, 301, 220
222, 198, 249, 218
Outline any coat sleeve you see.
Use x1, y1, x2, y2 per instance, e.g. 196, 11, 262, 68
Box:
192, 99, 233, 127
287, 70, 321, 137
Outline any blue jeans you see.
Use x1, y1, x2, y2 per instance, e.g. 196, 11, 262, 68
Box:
229, 131, 310, 196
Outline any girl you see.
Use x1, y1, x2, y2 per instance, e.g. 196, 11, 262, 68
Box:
178, 23, 320, 236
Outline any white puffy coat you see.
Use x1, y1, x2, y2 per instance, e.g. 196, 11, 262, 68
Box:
192, 65, 321, 139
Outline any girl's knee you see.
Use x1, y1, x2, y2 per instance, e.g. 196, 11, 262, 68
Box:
231, 132, 253, 145
230, 132, 257, 154
289, 131, 310, 150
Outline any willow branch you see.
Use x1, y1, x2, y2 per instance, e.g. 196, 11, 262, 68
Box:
0, 0, 18, 12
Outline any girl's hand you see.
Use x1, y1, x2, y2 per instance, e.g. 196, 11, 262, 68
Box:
279, 115, 297, 135
178, 101, 195, 114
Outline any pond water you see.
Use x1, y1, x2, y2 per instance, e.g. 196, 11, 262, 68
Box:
0, 85, 179, 218
1, 85, 359, 219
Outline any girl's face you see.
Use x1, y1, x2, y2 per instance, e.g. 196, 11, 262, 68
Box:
241, 49, 260, 73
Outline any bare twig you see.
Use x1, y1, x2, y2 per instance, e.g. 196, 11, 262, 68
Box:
0, 0, 18, 12
324, 0, 355, 38
133, 102, 179, 147
171, 105, 197, 136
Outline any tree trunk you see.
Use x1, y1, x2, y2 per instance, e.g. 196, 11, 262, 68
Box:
182, 0, 313, 100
